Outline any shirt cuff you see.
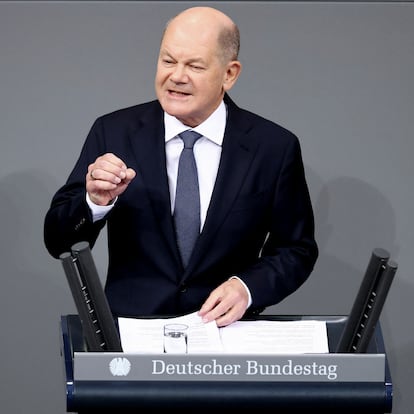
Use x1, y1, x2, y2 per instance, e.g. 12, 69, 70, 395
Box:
86, 193, 116, 222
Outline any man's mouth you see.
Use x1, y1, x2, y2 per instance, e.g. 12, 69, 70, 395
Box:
168, 90, 190, 97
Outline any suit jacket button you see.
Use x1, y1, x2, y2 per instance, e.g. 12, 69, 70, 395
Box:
180, 284, 187, 293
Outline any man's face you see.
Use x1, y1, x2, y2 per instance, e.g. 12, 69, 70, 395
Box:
155, 22, 230, 127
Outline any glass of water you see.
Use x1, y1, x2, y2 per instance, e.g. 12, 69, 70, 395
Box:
163, 323, 188, 354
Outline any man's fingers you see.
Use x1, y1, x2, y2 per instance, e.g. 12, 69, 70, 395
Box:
199, 278, 249, 326
88, 153, 136, 185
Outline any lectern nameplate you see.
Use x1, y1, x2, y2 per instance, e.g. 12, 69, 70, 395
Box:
74, 352, 385, 382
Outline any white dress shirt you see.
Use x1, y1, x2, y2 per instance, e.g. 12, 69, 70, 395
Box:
164, 101, 226, 229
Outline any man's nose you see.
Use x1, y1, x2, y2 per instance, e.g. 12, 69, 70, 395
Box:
170, 65, 188, 83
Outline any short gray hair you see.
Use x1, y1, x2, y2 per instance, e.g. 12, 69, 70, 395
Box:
217, 23, 240, 63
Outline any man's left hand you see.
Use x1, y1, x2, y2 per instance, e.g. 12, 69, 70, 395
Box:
198, 278, 249, 327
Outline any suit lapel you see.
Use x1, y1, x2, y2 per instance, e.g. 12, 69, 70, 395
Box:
186, 100, 259, 275
127, 103, 182, 267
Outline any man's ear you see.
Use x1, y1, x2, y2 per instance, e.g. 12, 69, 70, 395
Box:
223, 60, 242, 92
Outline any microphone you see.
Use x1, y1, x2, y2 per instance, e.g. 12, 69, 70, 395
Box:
336, 248, 397, 353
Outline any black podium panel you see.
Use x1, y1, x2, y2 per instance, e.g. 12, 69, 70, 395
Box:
60, 314, 393, 413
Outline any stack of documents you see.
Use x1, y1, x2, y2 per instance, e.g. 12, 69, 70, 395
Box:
118, 312, 329, 354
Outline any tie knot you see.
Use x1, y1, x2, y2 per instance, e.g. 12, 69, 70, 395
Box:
179, 130, 202, 149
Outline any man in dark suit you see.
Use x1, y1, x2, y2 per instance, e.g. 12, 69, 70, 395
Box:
44, 6, 318, 327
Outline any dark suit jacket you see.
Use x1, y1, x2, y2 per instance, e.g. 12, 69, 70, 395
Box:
44, 94, 318, 318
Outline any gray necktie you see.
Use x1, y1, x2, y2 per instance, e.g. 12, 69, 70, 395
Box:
174, 130, 202, 267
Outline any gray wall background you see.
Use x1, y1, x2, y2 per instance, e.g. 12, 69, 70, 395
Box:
1, 1, 413, 413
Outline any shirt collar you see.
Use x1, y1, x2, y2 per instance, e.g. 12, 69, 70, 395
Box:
164, 100, 226, 146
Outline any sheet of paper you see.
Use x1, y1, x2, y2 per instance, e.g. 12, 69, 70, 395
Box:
118, 311, 223, 354
219, 320, 329, 354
